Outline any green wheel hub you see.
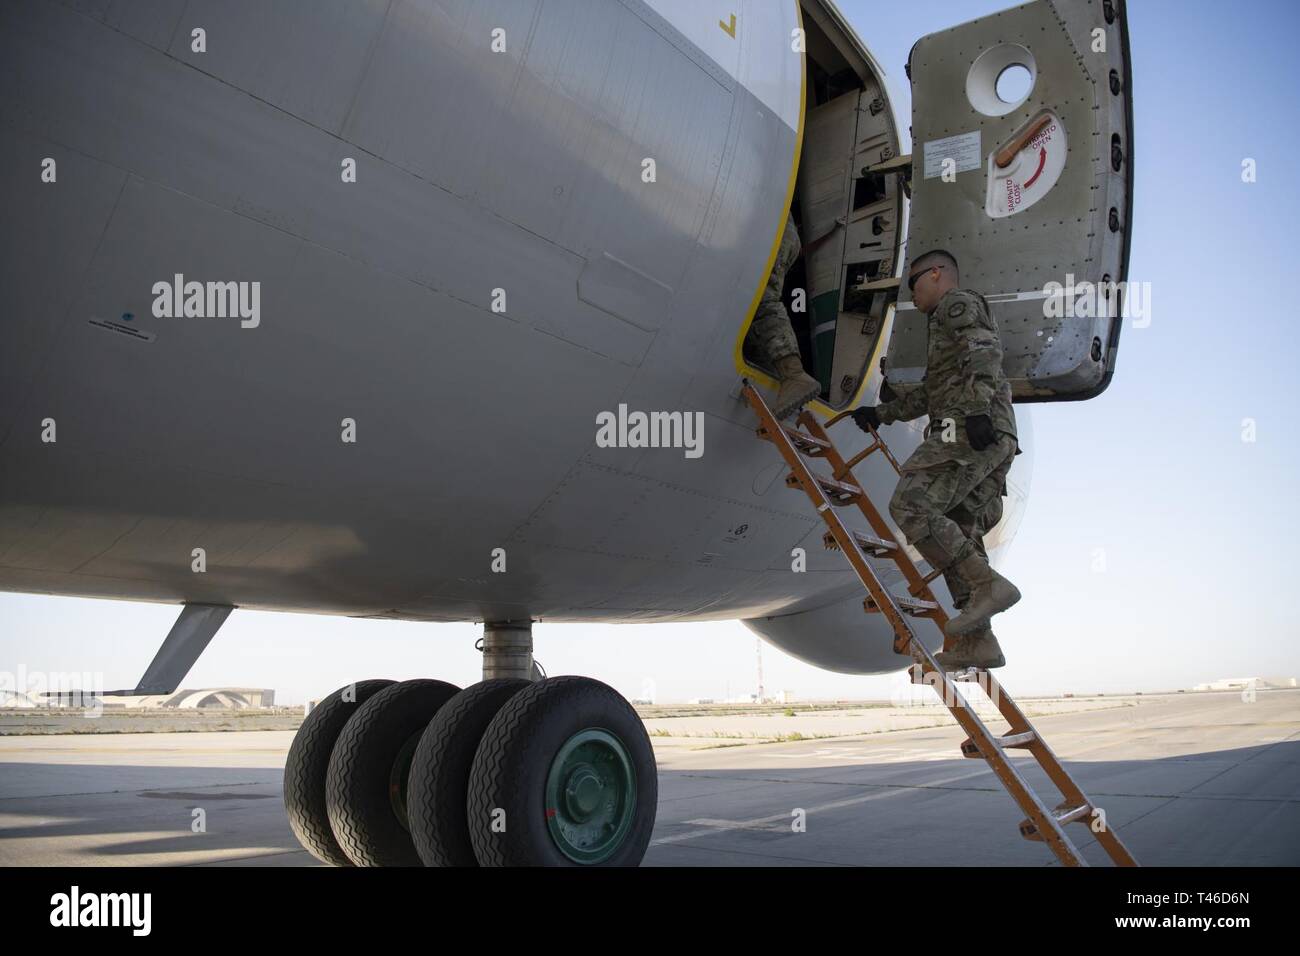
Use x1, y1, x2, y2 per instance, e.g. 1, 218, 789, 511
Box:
544, 728, 637, 864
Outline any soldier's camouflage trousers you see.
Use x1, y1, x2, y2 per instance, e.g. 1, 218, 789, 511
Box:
745, 213, 801, 364
888, 434, 1017, 609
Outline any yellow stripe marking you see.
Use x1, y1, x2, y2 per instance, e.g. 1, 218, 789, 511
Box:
732, 1, 887, 421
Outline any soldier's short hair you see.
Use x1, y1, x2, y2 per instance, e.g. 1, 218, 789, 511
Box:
909, 249, 959, 281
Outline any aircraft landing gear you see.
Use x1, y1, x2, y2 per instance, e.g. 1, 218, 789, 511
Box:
324, 679, 461, 866
282, 624, 658, 866
407, 678, 531, 866
283, 678, 394, 866
466, 675, 656, 866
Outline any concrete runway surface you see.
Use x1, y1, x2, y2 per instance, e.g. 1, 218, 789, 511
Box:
0, 689, 1296, 866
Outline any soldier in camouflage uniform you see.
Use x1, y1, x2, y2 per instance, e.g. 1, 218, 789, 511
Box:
852, 250, 1021, 670
746, 212, 821, 419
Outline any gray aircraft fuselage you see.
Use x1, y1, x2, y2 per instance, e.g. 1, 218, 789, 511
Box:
0, 0, 1038, 674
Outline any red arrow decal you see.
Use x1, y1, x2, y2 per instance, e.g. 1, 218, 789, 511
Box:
1024, 147, 1048, 189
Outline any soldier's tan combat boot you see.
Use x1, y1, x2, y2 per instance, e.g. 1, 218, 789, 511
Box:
772, 354, 820, 419
945, 552, 1020, 638
934, 625, 1005, 670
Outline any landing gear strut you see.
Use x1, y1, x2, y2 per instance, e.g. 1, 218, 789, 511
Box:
479, 620, 541, 680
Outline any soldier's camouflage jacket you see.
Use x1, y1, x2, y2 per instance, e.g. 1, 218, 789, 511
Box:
877, 288, 1018, 468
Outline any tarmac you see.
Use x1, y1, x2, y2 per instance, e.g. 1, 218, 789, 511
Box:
0, 689, 1295, 866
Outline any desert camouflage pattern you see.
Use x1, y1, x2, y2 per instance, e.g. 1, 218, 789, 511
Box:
745, 212, 802, 363
877, 288, 1018, 448
877, 288, 1020, 573
892, 435, 1017, 579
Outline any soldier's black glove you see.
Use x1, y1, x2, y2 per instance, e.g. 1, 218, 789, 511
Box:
851, 406, 881, 432
965, 414, 996, 451
878, 378, 897, 403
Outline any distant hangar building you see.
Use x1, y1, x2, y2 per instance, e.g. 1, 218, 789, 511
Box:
0, 687, 277, 710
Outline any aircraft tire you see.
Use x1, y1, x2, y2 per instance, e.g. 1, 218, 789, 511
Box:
325, 678, 461, 866
407, 678, 531, 866
467, 676, 657, 866
283, 678, 395, 866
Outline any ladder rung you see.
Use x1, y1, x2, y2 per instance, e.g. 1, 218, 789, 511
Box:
781, 427, 831, 457
822, 528, 899, 557
1019, 803, 1093, 842
787, 472, 864, 505
864, 592, 938, 617
1053, 803, 1094, 826
960, 730, 1038, 758
740, 381, 1137, 869
910, 662, 978, 684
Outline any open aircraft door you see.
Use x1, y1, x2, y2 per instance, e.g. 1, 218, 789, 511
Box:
886, 0, 1134, 401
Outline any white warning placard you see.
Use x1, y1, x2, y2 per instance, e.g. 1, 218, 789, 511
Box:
923, 131, 982, 179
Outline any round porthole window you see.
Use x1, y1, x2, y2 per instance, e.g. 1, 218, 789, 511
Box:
996, 63, 1034, 103
967, 43, 1037, 117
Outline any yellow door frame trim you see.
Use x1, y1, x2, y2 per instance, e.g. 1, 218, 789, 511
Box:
732, 0, 886, 420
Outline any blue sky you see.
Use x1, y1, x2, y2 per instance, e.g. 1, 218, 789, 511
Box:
3, 0, 1298, 704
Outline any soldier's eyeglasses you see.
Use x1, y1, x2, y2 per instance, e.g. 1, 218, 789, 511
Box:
907, 268, 936, 293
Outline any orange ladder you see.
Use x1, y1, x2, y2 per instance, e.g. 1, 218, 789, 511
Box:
744, 381, 1138, 867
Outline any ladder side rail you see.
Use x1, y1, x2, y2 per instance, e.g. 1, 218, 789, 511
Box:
746, 388, 920, 646
913, 663, 1090, 866
743, 383, 1098, 867
811, 407, 1105, 845
983, 673, 1139, 867
798, 411, 951, 637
